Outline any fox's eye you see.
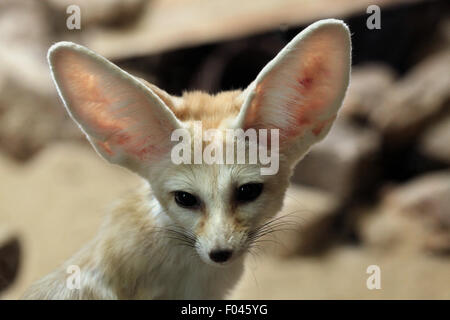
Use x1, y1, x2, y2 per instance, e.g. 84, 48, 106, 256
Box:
236, 183, 263, 202
174, 191, 200, 208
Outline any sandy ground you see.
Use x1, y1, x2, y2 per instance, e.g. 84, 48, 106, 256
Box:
233, 247, 450, 299
1, 142, 449, 299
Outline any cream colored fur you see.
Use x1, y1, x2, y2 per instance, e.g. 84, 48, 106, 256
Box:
23, 19, 351, 299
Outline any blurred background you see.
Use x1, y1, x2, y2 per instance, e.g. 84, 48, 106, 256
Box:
0, 0, 449, 299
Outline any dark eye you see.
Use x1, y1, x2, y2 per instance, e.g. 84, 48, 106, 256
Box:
236, 183, 263, 202
174, 191, 200, 208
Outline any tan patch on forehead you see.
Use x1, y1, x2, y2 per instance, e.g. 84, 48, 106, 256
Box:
174, 90, 244, 129
139, 79, 244, 130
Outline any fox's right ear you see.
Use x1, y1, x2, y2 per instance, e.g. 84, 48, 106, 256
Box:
234, 19, 351, 162
48, 42, 182, 174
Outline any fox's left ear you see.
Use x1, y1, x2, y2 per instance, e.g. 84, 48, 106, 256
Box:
234, 19, 351, 161
47, 42, 182, 175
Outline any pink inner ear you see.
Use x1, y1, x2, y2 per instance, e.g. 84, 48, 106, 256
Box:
72, 73, 122, 132
53, 48, 172, 162
68, 70, 145, 158
247, 55, 330, 140
290, 53, 334, 136
244, 31, 347, 144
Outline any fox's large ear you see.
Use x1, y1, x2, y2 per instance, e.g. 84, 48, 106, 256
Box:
234, 19, 351, 161
48, 42, 182, 174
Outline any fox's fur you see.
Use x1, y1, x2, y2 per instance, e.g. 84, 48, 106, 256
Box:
23, 19, 351, 299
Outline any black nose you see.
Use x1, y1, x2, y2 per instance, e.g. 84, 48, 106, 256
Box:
209, 250, 233, 263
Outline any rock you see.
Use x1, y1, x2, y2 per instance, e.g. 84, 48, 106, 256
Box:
0, 37, 84, 160
0, 0, 51, 55
419, 113, 450, 164
291, 119, 380, 199
416, 17, 450, 63
0, 0, 73, 160
83, 0, 427, 59
0, 0, 52, 94
340, 64, 396, 121
258, 185, 339, 257
384, 171, 450, 229
0, 227, 21, 294
46, 0, 146, 28
370, 50, 450, 144
358, 206, 426, 252
0, 56, 84, 160
361, 171, 450, 254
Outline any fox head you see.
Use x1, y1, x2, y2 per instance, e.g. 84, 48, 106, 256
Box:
48, 19, 351, 266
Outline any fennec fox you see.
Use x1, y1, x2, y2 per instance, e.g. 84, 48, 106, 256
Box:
24, 19, 351, 299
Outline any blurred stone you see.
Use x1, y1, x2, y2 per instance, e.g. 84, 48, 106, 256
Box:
384, 171, 450, 229
46, 0, 146, 28
260, 185, 339, 257
359, 206, 425, 252
370, 50, 450, 143
0, 0, 79, 160
0, 2, 53, 98
0, 227, 21, 294
0, 51, 83, 160
83, 0, 427, 59
0, 30, 84, 160
291, 119, 380, 199
419, 113, 450, 164
341, 64, 396, 121
0, 0, 51, 55
416, 17, 450, 63
441, 18, 450, 48
362, 171, 450, 254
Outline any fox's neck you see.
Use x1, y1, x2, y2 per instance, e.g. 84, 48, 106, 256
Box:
74, 183, 244, 299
